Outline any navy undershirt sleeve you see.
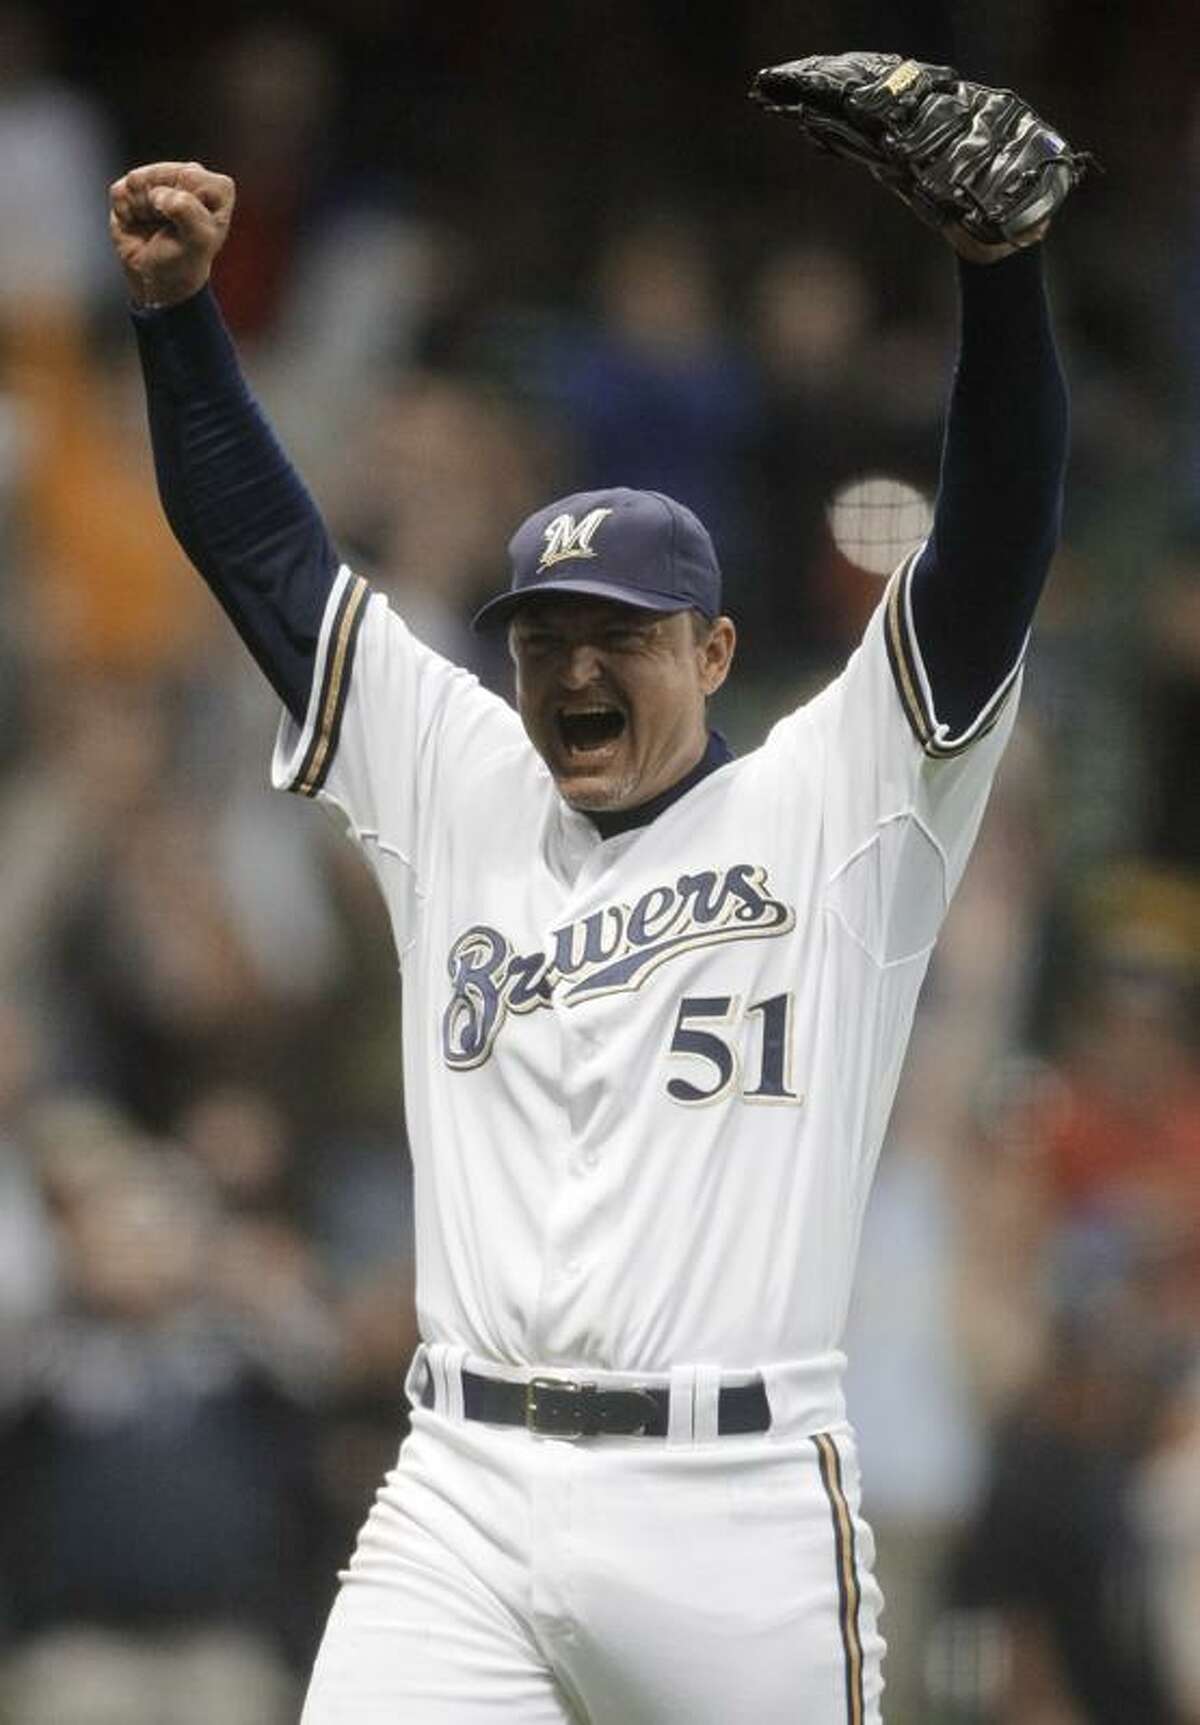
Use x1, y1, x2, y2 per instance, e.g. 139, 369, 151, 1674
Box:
132, 285, 338, 723
909, 247, 1068, 734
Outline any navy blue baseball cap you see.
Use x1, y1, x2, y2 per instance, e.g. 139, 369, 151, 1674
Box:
471, 486, 722, 632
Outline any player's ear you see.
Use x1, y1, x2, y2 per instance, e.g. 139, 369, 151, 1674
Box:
697, 615, 736, 696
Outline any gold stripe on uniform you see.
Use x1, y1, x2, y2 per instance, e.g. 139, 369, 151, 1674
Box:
885, 561, 932, 747
885, 554, 1022, 759
297, 575, 369, 797
813, 1431, 865, 1725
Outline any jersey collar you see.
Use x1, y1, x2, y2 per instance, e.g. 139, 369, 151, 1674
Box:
584, 730, 734, 840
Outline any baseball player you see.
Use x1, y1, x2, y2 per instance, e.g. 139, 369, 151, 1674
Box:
109, 56, 1085, 1725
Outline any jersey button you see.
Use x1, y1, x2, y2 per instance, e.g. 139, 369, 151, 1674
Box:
581, 1147, 600, 1169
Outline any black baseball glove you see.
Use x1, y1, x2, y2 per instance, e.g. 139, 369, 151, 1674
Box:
750, 52, 1092, 260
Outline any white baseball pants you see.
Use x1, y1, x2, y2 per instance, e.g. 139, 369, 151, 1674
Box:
300, 1348, 884, 1724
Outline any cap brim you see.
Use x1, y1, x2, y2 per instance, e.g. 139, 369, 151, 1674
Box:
471, 576, 698, 634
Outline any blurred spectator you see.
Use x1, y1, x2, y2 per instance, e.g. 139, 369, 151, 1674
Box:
200, 22, 339, 342
174, 1084, 341, 1393
548, 214, 758, 592
938, 1102, 1200, 1724
56, 791, 265, 1121
332, 369, 550, 685
0, 1147, 325, 1723
175, 1083, 418, 1570
0, 4, 116, 317
6, 315, 208, 676
1045, 865, 1200, 1234
0, 676, 169, 1018
745, 240, 890, 666
52, 777, 350, 1127
945, 1314, 1178, 1725
263, 199, 471, 498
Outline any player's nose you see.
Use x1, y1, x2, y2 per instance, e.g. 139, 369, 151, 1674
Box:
558, 642, 604, 688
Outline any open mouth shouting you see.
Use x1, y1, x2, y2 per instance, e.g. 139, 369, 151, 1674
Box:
544, 697, 639, 808
557, 702, 628, 759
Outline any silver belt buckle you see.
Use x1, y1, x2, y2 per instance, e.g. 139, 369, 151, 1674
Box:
525, 1375, 588, 1439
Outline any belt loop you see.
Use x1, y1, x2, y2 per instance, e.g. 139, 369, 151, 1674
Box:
667, 1365, 696, 1445
426, 1342, 460, 1415
443, 1345, 468, 1421
694, 1364, 721, 1442
428, 1343, 448, 1414
404, 1342, 429, 1410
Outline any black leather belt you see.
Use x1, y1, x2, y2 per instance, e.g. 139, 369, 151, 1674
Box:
422, 1367, 771, 1439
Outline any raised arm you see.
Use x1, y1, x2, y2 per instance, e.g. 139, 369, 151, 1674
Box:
906, 246, 1068, 742
110, 162, 337, 721
751, 53, 1086, 751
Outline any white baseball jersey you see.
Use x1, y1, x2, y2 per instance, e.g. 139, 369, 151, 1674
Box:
273, 551, 1019, 1389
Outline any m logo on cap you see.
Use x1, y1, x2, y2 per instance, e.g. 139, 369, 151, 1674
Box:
537, 507, 613, 570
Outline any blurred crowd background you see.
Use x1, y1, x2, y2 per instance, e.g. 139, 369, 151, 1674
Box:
0, 2, 1197, 1721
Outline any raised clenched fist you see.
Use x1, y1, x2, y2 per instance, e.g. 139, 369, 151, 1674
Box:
109, 162, 236, 308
